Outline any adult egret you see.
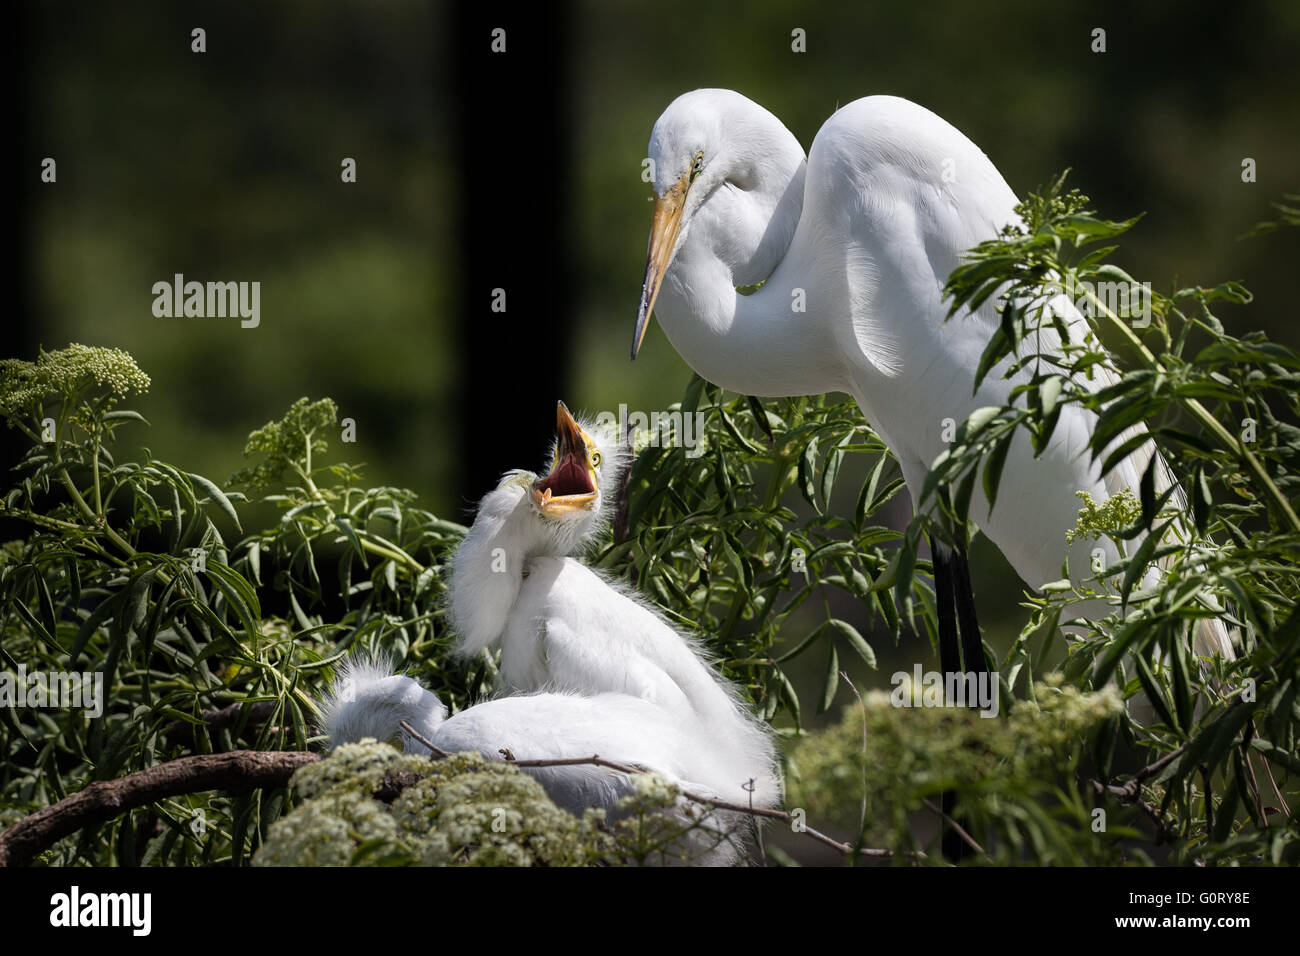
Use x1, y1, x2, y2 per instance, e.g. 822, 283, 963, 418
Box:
445, 401, 781, 810
630, 89, 1233, 682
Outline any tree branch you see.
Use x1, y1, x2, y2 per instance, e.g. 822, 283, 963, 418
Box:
400, 720, 915, 862
0, 750, 320, 867
162, 700, 281, 750
921, 797, 986, 856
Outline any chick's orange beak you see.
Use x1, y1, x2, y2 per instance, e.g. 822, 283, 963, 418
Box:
531, 401, 599, 515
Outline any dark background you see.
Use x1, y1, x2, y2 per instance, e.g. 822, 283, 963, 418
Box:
11, 0, 1300, 722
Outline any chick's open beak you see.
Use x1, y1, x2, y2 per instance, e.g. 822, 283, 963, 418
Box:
531, 401, 599, 515
631, 170, 692, 360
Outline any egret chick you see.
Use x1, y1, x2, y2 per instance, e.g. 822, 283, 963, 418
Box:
319, 657, 758, 864
447, 401, 780, 809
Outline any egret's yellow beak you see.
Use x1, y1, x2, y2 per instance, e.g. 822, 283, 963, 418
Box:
632, 170, 692, 360
531, 401, 600, 515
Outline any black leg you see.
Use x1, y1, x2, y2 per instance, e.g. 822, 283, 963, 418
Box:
930, 536, 961, 678
951, 539, 986, 676
931, 535, 981, 862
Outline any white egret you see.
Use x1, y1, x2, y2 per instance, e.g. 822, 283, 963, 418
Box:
446, 401, 781, 810
630, 89, 1233, 683
319, 401, 781, 863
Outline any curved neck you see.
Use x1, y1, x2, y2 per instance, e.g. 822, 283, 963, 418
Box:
448, 478, 565, 658
654, 156, 848, 397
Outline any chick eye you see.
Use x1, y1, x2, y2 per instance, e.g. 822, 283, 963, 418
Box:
591, 451, 602, 467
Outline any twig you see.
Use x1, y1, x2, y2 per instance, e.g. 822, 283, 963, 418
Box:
1255, 749, 1291, 818
840, 670, 870, 842
744, 777, 766, 867
1133, 741, 1188, 784
162, 700, 280, 749
921, 797, 985, 856
399, 720, 452, 758
0, 750, 320, 867
400, 721, 911, 861
1239, 719, 1267, 826
1089, 778, 1172, 842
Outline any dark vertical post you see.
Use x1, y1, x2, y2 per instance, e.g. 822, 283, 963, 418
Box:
1, 4, 39, 541
450, 3, 574, 515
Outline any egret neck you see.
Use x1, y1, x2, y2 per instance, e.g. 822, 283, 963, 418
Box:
640, 95, 851, 398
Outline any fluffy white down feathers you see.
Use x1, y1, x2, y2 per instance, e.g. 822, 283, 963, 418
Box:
319, 407, 780, 862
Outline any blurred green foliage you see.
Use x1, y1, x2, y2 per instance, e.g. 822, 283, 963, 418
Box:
26, 2, 1298, 710
12, 0, 1300, 864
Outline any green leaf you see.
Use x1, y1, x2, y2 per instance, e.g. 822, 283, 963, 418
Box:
334, 515, 366, 561
821, 439, 847, 509
1133, 655, 1178, 731
964, 406, 1003, 438
799, 437, 820, 512
892, 528, 919, 621
856, 453, 889, 526
982, 430, 1014, 515
868, 477, 907, 514
1170, 634, 1194, 734
829, 618, 876, 669
71, 592, 123, 666
205, 561, 262, 637
1158, 703, 1255, 789
1139, 454, 1157, 528
1121, 522, 1163, 608
819, 643, 839, 714
681, 374, 707, 415
772, 668, 801, 729
189, 472, 242, 532
1192, 466, 1212, 535
952, 462, 977, 526
103, 409, 151, 425
746, 396, 775, 445
1038, 376, 1063, 417
11, 598, 58, 649
973, 324, 1013, 392
1094, 616, 1152, 686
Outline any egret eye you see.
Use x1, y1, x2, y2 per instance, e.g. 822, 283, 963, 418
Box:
592, 451, 602, 468
690, 152, 704, 180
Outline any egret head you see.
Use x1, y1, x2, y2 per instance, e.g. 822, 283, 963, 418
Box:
632, 88, 806, 359
527, 401, 628, 536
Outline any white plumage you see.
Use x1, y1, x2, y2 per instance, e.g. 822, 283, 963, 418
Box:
633, 89, 1232, 661
320, 402, 781, 863
446, 402, 781, 808
319, 656, 741, 815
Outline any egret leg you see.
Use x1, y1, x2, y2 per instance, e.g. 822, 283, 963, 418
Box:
931, 536, 961, 677
930, 536, 981, 862
951, 540, 986, 676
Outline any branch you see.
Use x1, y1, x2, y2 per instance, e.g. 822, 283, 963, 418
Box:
400, 721, 913, 862
1079, 286, 1300, 531
162, 700, 280, 750
1090, 778, 1172, 842
921, 797, 986, 856
1133, 741, 1187, 785
0, 750, 320, 867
